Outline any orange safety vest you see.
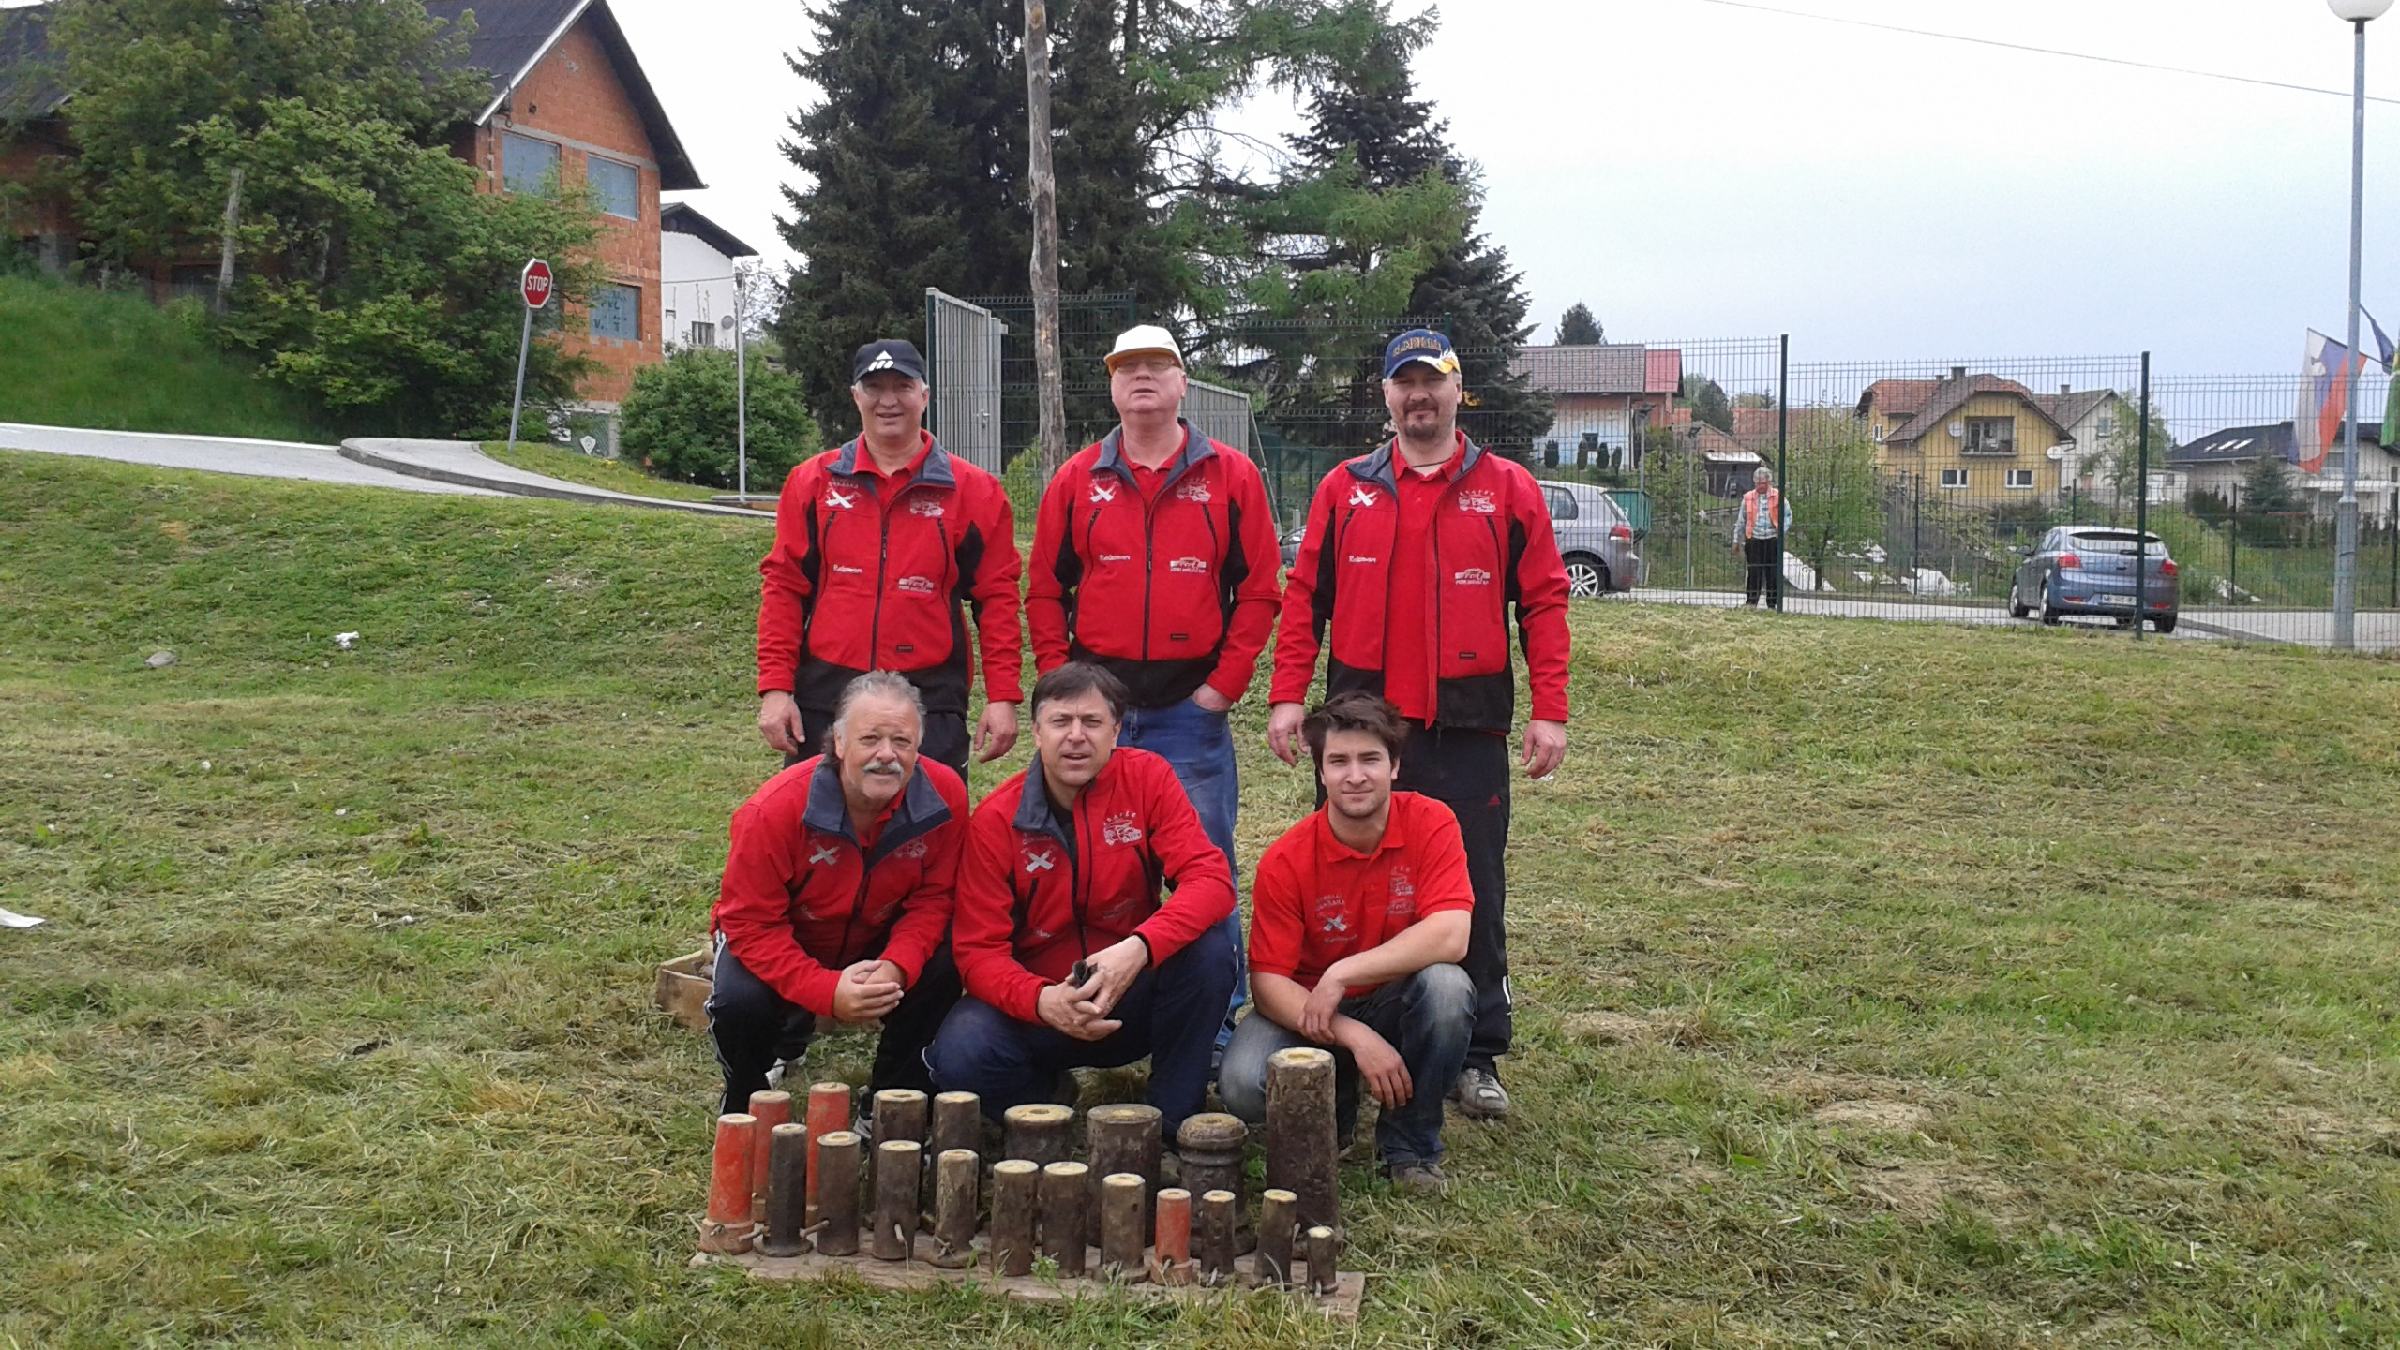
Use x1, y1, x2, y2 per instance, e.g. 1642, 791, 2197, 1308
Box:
1742, 487, 1782, 540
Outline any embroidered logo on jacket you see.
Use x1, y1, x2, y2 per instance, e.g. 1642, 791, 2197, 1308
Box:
895, 575, 937, 596
1453, 567, 1493, 587
1100, 553, 1134, 564
907, 498, 945, 517
1174, 482, 1212, 504
1348, 486, 1380, 508
1168, 555, 1208, 575
1456, 489, 1497, 514
1313, 894, 1354, 939
1023, 846, 1058, 873
808, 842, 842, 867
1088, 482, 1118, 504
1387, 864, 1417, 915
895, 838, 930, 861
823, 487, 857, 510
1102, 811, 1145, 846
1345, 555, 1379, 566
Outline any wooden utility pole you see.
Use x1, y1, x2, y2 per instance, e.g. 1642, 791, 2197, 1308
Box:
1024, 0, 1068, 476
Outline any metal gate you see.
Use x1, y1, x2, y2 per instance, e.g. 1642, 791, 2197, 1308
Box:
1185, 376, 1255, 460
923, 288, 1005, 473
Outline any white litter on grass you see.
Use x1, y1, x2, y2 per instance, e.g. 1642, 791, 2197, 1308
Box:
334, 631, 361, 650
1, 907, 47, 929
335, 808, 349, 817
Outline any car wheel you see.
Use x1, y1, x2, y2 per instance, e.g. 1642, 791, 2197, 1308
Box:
1563, 554, 1608, 599
2007, 581, 2030, 619
2153, 615, 2177, 634
2039, 578, 2062, 626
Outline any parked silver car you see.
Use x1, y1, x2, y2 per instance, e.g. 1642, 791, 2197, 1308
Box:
1538, 479, 1644, 596
2008, 526, 2180, 632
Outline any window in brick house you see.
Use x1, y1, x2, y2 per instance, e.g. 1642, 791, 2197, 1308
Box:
591, 283, 640, 341
588, 156, 639, 219
502, 132, 560, 194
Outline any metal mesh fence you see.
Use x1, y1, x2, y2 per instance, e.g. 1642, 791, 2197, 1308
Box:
919, 293, 2400, 651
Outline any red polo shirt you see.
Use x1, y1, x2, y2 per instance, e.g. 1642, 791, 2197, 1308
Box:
1248, 791, 1474, 996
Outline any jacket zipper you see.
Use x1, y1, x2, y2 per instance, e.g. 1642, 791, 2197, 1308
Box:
869, 484, 890, 665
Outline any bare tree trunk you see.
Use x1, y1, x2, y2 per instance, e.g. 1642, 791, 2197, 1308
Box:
1024, 0, 1068, 477
214, 167, 243, 316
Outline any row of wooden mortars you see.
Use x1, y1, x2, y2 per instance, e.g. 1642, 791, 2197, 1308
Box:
698, 1046, 1343, 1295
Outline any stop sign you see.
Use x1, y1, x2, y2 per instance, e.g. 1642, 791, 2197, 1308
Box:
520, 258, 553, 309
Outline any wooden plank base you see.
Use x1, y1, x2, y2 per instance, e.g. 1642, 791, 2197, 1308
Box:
692, 1231, 1364, 1320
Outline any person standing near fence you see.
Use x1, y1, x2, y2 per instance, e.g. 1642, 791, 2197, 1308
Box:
1266, 327, 1572, 1122
1025, 324, 1283, 1044
1732, 465, 1792, 610
756, 339, 1023, 775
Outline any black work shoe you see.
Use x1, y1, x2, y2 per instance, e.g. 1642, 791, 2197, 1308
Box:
1450, 1067, 1511, 1121
1385, 1161, 1450, 1195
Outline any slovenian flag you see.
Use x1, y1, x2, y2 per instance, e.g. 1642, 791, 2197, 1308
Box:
2298, 331, 2368, 473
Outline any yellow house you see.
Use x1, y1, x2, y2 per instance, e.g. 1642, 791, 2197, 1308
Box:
1856, 371, 2072, 501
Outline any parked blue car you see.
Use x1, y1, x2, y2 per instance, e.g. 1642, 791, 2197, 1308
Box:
2008, 526, 2180, 633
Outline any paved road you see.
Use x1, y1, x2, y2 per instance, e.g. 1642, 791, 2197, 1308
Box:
1629, 587, 2400, 651
342, 439, 766, 518
0, 422, 500, 495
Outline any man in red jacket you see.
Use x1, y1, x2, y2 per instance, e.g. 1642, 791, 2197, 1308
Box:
708, 672, 967, 1115
1267, 328, 1572, 1123
927, 662, 1238, 1136
756, 339, 1022, 775
1220, 692, 1476, 1194
1026, 324, 1284, 1038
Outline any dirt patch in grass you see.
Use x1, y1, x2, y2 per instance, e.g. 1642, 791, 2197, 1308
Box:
1853, 1158, 2012, 1220
1563, 1009, 1698, 1046
1812, 1099, 1933, 1131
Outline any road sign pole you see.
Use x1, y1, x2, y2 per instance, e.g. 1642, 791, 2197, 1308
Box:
507, 304, 533, 449
735, 267, 748, 499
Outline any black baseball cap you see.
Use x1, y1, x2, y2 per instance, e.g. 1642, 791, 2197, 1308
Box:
852, 339, 926, 383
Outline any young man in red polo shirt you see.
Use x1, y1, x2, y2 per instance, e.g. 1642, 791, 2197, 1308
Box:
707, 672, 967, 1115
927, 661, 1238, 1137
1221, 692, 1476, 1193
756, 338, 1022, 775
1268, 327, 1572, 1122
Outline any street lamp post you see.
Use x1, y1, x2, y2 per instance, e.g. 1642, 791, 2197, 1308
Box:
2329, 0, 2392, 650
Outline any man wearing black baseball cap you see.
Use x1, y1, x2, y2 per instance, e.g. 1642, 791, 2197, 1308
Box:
1267, 327, 1572, 1123
756, 338, 1024, 775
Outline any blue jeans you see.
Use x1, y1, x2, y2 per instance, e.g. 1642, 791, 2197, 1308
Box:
1119, 694, 1246, 1038
926, 921, 1238, 1139
1217, 963, 1476, 1168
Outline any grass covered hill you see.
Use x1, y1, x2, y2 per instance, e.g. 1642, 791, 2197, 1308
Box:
0, 274, 329, 442
3, 450, 2399, 1345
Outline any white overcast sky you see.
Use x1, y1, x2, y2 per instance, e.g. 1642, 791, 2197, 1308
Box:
613, 0, 2399, 383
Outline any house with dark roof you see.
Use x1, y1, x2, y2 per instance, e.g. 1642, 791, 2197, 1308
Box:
1507, 343, 1684, 468
660, 202, 757, 355
2171, 419, 2398, 524
2, 0, 698, 409
1858, 367, 2074, 501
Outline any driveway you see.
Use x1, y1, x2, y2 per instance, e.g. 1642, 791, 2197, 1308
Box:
0, 423, 500, 495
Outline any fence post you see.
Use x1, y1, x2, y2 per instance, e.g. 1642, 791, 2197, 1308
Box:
1910, 472, 1923, 589
2228, 483, 2239, 602
1683, 440, 1694, 591
1776, 333, 1789, 609
2133, 352, 2151, 641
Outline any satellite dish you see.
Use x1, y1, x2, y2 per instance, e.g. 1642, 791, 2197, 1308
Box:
719, 315, 737, 331
2046, 446, 2066, 461
1948, 420, 1966, 439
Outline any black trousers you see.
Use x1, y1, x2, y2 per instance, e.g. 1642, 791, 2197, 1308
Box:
1393, 724, 1512, 1076
1743, 536, 1783, 609
788, 707, 969, 777
706, 937, 962, 1117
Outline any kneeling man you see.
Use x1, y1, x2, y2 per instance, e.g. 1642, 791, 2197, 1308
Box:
708, 672, 967, 1115
929, 662, 1237, 1135
1220, 692, 1476, 1192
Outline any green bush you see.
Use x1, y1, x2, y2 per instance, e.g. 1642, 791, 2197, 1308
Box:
619, 348, 818, 492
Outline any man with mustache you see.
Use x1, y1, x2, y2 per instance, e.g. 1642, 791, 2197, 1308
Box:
1025, 324, 1284, 1043
1268, 328, 1572, 1123
1221, 692, 1476, 1193
928, 661, 1238, 1136
707, 671, 967, 1114
757, 338, 1022, 775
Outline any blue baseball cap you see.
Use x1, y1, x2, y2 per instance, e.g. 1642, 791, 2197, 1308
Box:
1383, 328, 1461, 379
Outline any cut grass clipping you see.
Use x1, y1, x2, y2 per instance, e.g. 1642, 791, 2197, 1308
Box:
3, 449, 2398, 1345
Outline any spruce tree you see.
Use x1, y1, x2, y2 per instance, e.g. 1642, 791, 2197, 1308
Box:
1556, 302, 1602, 345
1286, 25, 1548, 455
774, 0, 1028, 434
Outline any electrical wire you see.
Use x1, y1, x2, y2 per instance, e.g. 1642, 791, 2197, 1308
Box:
1693, 0, 2400, 107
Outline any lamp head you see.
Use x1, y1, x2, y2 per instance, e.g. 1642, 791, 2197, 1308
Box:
2330, 0, 2394, 23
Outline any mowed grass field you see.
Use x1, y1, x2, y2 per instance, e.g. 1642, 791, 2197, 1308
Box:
4, 449, 2399, 1347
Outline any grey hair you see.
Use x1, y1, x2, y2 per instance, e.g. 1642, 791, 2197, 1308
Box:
834, 671, 924, 733
1753, 466, 1773, 482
